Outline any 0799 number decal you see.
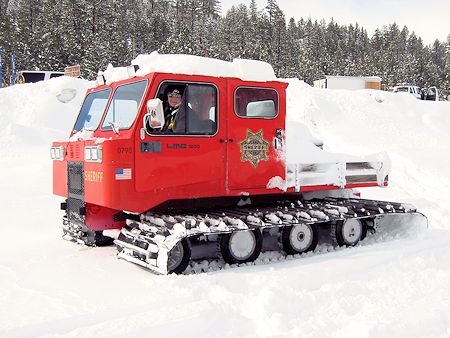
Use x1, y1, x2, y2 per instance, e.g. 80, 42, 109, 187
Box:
117, 147, 132, 154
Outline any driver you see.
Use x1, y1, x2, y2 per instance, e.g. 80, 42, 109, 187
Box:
162, 87, 185, 133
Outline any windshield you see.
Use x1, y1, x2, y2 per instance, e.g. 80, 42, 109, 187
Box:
73, 88, 111, 132
394, 87, 408, 92
102, 80, 147, 130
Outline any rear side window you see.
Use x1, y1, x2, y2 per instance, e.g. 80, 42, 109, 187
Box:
235, 87, 278, 118
102, 80, 147, 130
50, 73, 64, 79
22, 72, 45, 83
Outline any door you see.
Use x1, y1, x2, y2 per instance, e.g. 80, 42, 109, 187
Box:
135, 77, 226, 200
426, 87, 438, 101
226, 81, 286, 191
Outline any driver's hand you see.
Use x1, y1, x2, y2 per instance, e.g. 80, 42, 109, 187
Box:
150, 119, 162, 128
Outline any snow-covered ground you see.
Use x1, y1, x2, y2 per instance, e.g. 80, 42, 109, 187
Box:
1, 76, 450, 338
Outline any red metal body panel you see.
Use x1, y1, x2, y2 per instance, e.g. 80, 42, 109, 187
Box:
85, 203, 124, 231
51, 71, 387, 232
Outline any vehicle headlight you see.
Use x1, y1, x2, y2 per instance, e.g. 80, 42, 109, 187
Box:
85, 147, 92, 161
50, 146, 64, 160
85, 146, 102, 163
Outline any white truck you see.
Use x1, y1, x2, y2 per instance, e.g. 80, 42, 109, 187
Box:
17, 70, 65, 84
391, 84, 439, 101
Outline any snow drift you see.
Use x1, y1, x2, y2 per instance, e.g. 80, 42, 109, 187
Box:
1, 74, 450, 338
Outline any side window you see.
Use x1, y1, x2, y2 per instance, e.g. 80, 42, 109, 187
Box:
22, 72, 45, 83
102, 80, 147, 130
153, 82, 217, 135
235, 87, 278, 118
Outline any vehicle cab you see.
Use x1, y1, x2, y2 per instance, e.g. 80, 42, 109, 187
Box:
51, 56, 287, 232
391, 84, 422, 99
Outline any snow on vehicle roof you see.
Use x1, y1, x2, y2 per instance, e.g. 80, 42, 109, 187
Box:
99, 52, 277, 85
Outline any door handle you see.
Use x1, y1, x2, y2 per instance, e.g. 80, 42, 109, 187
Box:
219, 139, 234, 143
274, 128, 283, 149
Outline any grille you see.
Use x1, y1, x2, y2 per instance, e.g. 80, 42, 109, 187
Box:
67, 161, 85, 224
68, 161, 84, 200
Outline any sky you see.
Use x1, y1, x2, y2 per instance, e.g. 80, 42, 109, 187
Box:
219, 0, 449, 45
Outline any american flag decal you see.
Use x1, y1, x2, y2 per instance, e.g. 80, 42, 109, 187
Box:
115, 168, 132, 180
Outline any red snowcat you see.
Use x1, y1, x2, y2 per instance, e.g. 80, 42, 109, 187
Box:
51, 54, 426, 274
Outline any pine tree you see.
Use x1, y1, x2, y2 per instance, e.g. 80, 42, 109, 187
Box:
11, 0, 44, 70
244, 0, 261, 60
406, 32, 426, 86
284, 17, 300, 77
265, 0, 287, 76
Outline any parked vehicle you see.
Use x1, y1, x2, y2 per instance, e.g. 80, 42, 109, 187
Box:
314, 76, 382, 90
391, 84, 440, 101
17, 70, 64, 84
391, 85, 422, 99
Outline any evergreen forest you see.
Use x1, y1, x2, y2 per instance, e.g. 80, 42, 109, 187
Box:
0, 0, 449, 93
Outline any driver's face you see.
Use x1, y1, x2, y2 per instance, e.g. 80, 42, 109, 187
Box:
167, 90, 182, 107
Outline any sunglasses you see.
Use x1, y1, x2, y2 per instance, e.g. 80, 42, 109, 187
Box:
168, 92, 181, 98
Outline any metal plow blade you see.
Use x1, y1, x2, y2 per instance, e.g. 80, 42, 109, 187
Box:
372, 212, 428, 241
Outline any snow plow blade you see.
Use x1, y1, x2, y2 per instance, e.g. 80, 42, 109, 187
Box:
372, 211, 428, 239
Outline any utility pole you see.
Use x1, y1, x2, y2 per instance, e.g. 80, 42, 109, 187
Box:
0, 48, 3, 87
10, 52, 16, 85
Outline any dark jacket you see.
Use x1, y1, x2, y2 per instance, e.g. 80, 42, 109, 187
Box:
162, 104, 186, 133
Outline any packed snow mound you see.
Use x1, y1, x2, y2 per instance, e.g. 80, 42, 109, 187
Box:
285, 78, 450, 159
284, 78, 450, 230
0, 77, 93, 148
2, 74, 450, 338
100, 51, 277, 85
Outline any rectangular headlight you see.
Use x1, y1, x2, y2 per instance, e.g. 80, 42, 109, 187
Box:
127, 64, 140, 78
50, 146, 64, 160
96, 74, 105, 86
85, 146, 102, 163
84, 147, 92, 161
91, 148, 99, 161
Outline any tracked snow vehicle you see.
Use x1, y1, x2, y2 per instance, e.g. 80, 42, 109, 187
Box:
51, 53, 426, 274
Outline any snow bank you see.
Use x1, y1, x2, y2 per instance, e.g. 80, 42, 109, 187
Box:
0, 77, 93, 149
1, 71, 450, 338
284, 78, 450, 230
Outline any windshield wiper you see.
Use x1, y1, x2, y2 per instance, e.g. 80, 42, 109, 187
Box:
109, 122, 120, 135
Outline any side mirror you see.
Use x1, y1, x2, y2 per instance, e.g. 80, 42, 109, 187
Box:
144, 98, 165, 133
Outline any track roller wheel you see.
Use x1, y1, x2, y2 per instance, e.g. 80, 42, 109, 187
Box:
281, 224, 318, 255
331, 219, 367, 247
167, 238, 191, 274
219, 229, 262, 265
